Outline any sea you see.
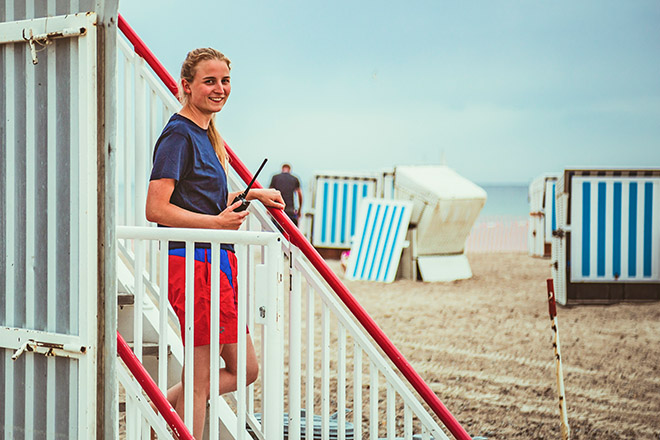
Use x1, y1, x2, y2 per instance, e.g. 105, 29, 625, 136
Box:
476, 184, 529, 221
468, 184, 529, 253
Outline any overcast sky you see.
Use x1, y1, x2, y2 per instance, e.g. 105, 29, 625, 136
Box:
119, 1, 660, 188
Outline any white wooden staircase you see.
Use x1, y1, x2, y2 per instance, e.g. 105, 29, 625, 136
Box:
114, 14, 472, 440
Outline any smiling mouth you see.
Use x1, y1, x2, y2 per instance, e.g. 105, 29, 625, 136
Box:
210, 97, 224, 103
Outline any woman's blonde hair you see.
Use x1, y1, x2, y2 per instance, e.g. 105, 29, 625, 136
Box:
179, 48, 231, 169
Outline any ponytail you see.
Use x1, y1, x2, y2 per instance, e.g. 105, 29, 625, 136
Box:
208, 117, 228, 170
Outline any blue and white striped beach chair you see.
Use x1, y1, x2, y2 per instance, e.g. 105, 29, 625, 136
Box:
571, 176, 659, 282
552, 169, 660, 305
345, 198, 413, 283
312, 176, 378, 249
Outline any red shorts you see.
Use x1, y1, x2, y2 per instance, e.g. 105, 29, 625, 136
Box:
168, 248, 241, 346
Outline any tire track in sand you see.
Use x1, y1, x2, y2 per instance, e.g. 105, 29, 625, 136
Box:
414, 360, 659, 418
429, 383, 660, 438
405, 341, 660, 386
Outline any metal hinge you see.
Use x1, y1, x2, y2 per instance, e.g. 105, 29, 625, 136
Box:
552, 226, 571, 238
0, 13, 93, 64
12, 339, 87, 360
22, 26, 87, 64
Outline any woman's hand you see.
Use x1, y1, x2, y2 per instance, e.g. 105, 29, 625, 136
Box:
147, 179, 250, 230
216, 200, 250, 230
248, 188, 286, 210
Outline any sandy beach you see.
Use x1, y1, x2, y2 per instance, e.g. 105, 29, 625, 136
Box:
118, 247, 660, 440
334, 252, 660, 440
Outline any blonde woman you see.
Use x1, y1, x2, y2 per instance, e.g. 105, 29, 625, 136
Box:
146, 48, 284, 437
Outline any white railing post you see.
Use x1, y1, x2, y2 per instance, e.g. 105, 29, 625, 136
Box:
387, 384, 395, 440
404, 405, 413, 440
158, 240, 169, 395
122, 48, 134, 227
246, 227, 257, 416
184, 240, 195, 431
131, 238, 144, 438
236, 242, 249, 440
263, 236, 284, 439
236, 241, 249, 440
370, 361, 379, 440
321, 304, 330, 440
209, 242, 221, 440
338, 324, 347, 440
305, 283, 315, 440
354, 344, 363, 440
134, 56, 147, 229
289, 247, 303, 440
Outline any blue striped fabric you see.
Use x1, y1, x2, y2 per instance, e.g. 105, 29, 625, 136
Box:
345, 198, 413, 283
331, 182, 338, 243
542, 179, 558, 246
597, 182, 606, 276
341, 183, 348, 243
351, 183, 358, 236
570, 177, 660, 282
321, 182, 329, 243
644, 182, 653, 277
629, 182, 637, 277
582, 182, 590, 277
313, 177, 377, 248
551, 182, 557, 233
613, 182, 622, 277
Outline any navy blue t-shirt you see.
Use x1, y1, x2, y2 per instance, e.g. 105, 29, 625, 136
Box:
150, 113, 233, 251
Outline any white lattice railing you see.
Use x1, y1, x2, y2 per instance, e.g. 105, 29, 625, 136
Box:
117, 226, 284, 439
115, 14, 469, 440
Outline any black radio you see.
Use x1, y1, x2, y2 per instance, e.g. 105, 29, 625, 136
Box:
231, 158, 268, 212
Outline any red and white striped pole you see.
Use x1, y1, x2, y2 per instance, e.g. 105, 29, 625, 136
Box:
546, 279, 571, 440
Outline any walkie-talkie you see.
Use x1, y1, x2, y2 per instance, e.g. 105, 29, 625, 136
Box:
231, 158, 268, 212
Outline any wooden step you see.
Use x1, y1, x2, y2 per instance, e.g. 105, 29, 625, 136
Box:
118, 293, 134, 306
125, 342, 171, 358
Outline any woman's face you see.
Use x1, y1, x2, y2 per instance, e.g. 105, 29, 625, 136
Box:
183, 59, 231, 115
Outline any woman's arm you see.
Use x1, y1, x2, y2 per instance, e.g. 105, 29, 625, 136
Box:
146, 179, 248, 230
228, 188, 286, 210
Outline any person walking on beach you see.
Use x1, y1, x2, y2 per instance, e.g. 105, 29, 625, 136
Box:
145, 47, 285, 438
269, 163, 303, 226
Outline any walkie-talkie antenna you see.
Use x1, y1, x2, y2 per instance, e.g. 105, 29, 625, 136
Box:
241, 158, 268, 197
231, 158, 269, 212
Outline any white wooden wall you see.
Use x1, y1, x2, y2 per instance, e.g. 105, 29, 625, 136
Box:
0, 1, 111, 437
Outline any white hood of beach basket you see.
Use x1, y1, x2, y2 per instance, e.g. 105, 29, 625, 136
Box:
394, 165, 487, 255
394, 165, 487, 203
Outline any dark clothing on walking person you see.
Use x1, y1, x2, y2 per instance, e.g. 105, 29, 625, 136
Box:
270, 165, 302, 226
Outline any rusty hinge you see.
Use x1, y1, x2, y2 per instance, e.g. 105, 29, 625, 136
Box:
21, 26, 87, 64
12, 339, 87, 360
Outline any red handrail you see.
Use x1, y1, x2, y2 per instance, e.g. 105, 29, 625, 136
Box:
117, 14, 179, 97
117, 13, 471, 440
117, 332, 194, 440
228, 159, 472, 440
